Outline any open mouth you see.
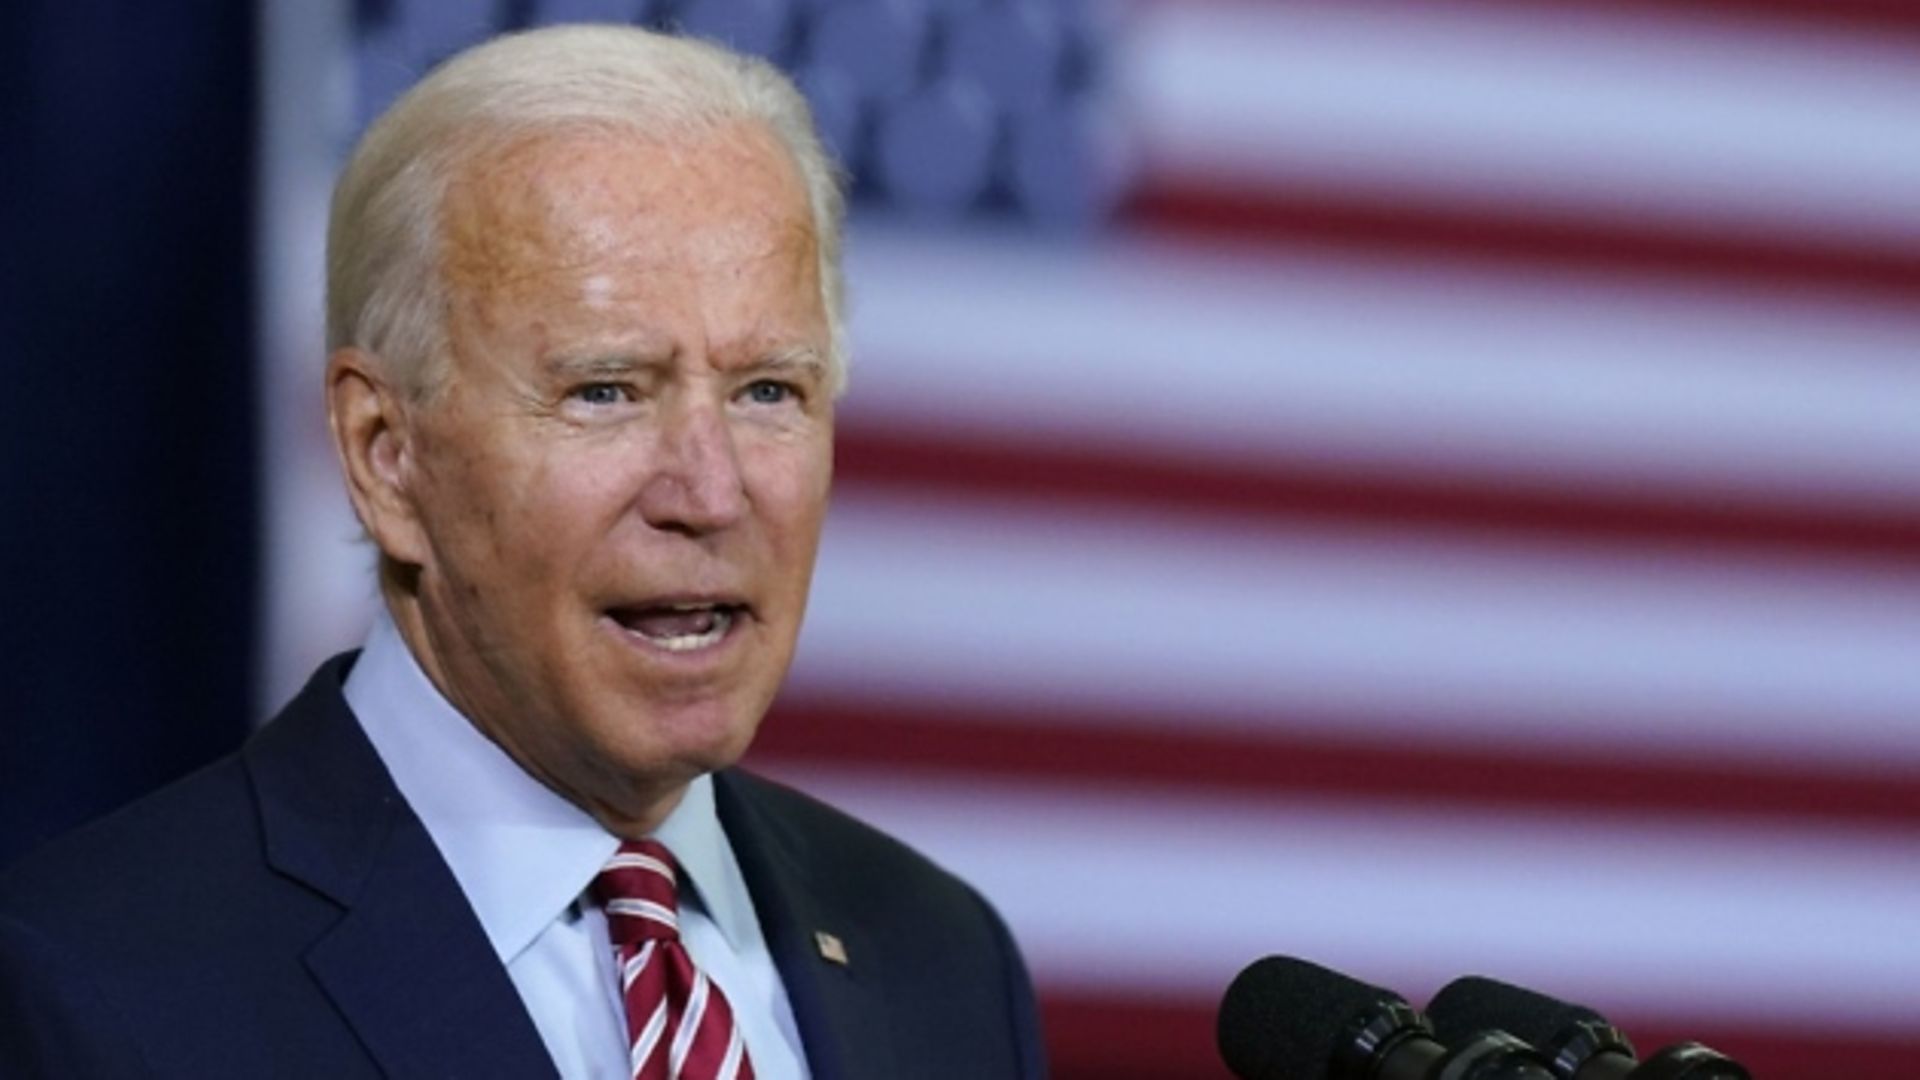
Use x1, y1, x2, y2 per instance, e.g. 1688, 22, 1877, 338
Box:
608, 601, 745, 653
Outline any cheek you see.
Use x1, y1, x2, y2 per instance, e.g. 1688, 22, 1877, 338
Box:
744, 436, 832, 533
415, 431, 503, 556
428, 444, 615, 584
511, 459, 639, 565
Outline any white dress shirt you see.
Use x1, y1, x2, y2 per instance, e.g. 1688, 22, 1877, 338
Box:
343, 612, 811, 1079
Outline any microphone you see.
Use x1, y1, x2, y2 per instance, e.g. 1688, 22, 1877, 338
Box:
1218, 956, 1557, 1080
1427, 976, 1635, 1080
1426, 976, 1751, 1080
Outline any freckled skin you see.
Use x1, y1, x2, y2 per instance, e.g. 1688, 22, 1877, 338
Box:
370, 124, 833, 836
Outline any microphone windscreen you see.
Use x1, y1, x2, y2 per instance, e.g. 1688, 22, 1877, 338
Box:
1426, 975, 1605, 1048
1217, 956, 1404, 1080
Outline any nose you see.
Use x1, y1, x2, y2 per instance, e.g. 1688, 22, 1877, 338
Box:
637, 399, 747, 535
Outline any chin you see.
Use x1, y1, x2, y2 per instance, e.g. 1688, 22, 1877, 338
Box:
603, 696, 763, 776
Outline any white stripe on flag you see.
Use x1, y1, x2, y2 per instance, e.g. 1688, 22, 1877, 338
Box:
766, 764, 1920, 1033
842, 229, 1920, 508
1123, 1, 1920, 247
794, 491, 1920, 769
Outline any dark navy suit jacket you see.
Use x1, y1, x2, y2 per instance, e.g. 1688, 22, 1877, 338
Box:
0, 655, 1047, 1078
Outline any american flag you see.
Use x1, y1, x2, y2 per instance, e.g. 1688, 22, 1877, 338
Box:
260, 1, 1920, 1075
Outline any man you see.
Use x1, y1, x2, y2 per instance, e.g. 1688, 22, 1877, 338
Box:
0, 25, 1045, 1079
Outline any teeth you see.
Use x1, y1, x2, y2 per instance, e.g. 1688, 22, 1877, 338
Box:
637, 609, 733, 652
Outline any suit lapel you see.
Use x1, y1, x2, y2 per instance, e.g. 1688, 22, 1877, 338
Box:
301, 815, 560, 1079
716, 771, 897, 1080
244, 656, 558, 1079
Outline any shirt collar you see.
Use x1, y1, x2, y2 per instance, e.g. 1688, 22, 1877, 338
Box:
342, 611, 752, 961
652, 772, 757, 952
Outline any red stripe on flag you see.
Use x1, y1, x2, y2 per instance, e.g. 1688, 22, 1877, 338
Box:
1164, 0, 1920, 40
1124, 181, 1920, 305
1042, 994, 1224, 1079
1555, 0, 1920, 37
835, 426, 1920, 566
1041, 991, 1920, 1080
750, 698, 1920, 829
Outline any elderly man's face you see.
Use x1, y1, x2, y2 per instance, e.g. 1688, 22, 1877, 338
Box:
393, 124, 832, 829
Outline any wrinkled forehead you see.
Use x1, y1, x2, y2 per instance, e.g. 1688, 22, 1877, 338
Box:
436, 122, 817, 299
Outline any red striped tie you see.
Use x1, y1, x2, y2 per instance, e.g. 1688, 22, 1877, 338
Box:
593, 840, 755, 1080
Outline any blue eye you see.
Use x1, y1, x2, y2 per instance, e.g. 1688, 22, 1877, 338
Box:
573, 383, 628, 406
744, 380, 794, 405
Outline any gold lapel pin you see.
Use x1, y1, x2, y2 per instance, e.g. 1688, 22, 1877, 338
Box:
813, 930, 849, 966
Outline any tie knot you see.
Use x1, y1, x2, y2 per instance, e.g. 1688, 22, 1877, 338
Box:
593, 839, 681, 947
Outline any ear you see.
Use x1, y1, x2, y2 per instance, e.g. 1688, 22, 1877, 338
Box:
326, 347, 431, 569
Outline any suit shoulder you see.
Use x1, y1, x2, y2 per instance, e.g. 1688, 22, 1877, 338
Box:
720, 769, 1049, 1077
718, 768, 1024, 954
2, 652, 371, 932
721, 768, 901, 849
0, 751, 257, 926
722, 768, 971, 894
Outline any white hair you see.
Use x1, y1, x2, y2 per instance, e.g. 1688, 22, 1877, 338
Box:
326, 24, 849, 397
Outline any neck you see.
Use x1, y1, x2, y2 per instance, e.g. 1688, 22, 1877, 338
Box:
375, 589, 690, 838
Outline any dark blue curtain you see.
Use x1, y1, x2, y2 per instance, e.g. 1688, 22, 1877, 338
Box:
1, 3, 258, 866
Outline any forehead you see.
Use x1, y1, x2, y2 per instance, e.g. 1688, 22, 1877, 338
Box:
437, 121, 816, 300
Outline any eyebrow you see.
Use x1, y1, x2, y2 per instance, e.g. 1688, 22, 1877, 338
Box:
540, 345, 830, 382
540, 352, 668, 381
749, 346, 831, 382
